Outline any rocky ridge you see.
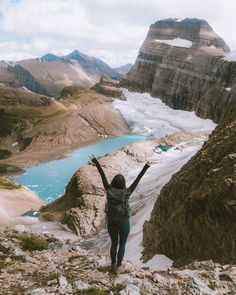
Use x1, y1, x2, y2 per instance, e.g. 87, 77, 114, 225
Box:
142, 101, 236, 265
0, 50, 120, 97
0, 229, 235, 295
122, 18, 236, 122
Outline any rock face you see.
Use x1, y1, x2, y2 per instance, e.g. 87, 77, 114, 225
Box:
122, 18, 236, 122
92, 74, 125, 99
11, 64, 49, 96
65, 50, 120, 80
142, 101, 236, 265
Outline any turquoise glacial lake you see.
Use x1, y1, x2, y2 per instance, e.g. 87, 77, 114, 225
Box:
12, 135, 146, 203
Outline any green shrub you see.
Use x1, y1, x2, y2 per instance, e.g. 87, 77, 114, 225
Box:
19, 235, 49, 252
0, 179, 21, 190
0, 163, 23, 175
0, 149, 12, 160
112, 284, 125, 294
219, 273, 233, 282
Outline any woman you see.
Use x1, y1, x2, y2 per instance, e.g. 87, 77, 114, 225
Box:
90, 154, 151, 273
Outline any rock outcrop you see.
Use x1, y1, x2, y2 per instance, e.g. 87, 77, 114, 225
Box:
142, 101, 236, 265
0, 229, 236, 294
92, 74, 125, 99
0, 179, 45, 227
122, 18, 236, 122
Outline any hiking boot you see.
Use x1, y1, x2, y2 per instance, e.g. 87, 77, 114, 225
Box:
110, 264, 117, 274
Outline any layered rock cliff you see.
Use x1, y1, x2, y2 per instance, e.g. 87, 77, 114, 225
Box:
142, 100, 236, 265
122, 18, 236, 122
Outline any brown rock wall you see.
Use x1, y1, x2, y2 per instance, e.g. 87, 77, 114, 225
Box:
142, 102, 236, 265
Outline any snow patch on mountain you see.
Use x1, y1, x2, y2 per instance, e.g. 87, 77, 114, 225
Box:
155, 37, 193, 48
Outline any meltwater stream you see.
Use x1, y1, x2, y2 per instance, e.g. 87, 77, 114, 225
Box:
12, 135, 146, 203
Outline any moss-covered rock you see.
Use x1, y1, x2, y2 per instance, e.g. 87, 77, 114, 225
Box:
19, 235, 49, 252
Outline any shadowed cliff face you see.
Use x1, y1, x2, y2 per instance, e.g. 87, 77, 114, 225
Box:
142, 101, 236, 265
122, 18, 236, 122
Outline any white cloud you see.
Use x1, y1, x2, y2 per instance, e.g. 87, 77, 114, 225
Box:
0, 0, 236, 66
32, 39, 49, 51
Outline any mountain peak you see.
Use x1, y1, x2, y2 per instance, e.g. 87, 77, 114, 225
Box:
153, 18, 212, 30
66, 50, 84, 60
149, 17, 229, 52
114, 63, 133, 74
41, 53, 62, 62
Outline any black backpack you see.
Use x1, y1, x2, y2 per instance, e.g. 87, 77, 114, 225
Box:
106, 187, 130, 222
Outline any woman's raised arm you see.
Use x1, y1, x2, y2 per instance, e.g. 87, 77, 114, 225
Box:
90, 154, 110, 190
128, 161, 151, 194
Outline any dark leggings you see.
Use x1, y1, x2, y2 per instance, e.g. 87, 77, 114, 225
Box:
107, 219, 130, 266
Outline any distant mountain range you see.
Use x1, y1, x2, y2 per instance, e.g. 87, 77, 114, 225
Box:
114, 63, 133, 74
0, 50, 130, 97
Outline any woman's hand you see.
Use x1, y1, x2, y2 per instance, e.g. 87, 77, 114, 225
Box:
147, 160, 152, 167
89, 154, 96, 161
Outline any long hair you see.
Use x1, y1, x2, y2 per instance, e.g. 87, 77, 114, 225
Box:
110, 174, 126, 189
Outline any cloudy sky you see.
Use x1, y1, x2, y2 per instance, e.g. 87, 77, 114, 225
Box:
0, 0, 236, 67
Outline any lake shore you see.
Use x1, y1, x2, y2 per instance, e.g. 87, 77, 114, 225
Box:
11, 135, 147, 203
